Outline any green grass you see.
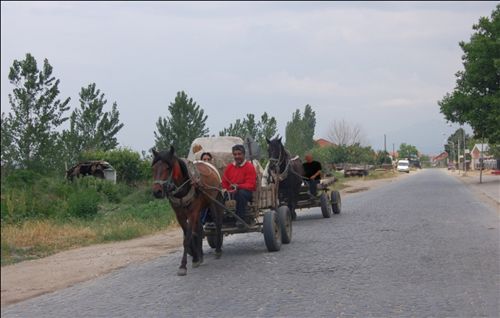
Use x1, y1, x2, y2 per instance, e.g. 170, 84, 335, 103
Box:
1, 174, 176, 266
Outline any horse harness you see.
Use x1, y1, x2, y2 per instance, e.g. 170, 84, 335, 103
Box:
269, 148, 303, 182
154, 158, 201, 209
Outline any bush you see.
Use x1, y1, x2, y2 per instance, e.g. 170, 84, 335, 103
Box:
80, 148, 150, 184
5, 170, 41, 189
67, 189, 100, 219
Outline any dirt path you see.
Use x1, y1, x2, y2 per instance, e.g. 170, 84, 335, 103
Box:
1, 170, 418, 306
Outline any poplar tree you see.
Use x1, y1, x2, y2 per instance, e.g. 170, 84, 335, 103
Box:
284, 105, 316, 157
154, 91, 209, 157
219, 112, 277, 152
4, 53, 70, 171
63, 83, 124, 163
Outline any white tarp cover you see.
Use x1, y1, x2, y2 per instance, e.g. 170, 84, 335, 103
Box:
187, 136, 244, 169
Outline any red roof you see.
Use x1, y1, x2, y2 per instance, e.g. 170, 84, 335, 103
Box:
315, 138, 336, 148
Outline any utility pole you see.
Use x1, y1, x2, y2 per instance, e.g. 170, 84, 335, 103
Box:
463, 128, 467, 176
384, 134, 387, 153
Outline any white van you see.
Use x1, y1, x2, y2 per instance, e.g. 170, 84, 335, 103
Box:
397, 159, 410, 173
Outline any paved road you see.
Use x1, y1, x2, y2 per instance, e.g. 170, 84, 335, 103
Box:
2, 169, 499, 317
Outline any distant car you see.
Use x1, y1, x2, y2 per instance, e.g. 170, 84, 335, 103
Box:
397, 160, 410, 173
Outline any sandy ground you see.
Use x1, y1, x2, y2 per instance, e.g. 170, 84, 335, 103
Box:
1, 170, 421, 307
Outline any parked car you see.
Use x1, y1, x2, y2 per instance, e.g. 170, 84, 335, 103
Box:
397, 160, 410, 173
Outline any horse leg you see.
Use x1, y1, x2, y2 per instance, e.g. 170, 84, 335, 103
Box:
288, 187, 297, 221
176, 213, 189, 276
191, 214, 204, 268
211, 200, 223, 258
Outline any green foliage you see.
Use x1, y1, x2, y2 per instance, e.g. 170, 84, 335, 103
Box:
154, 91, 209, 157
439, 5, 500, 144
4, 53, 71, 173
308, 146, 334, 174
1, 173, 71, 223
285, 105, 316, 157
376, 150, 393, 165
62, 83, 124, 164
80, 148, 148, 184
67, 188, 101, 219
398, 143, 419, 159
219, 112, 278, 154
444, 128, 471, 161
329, 144, 376, 165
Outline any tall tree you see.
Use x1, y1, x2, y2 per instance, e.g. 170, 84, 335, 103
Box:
1, 112, 15, 174
257, 112, 278, 152
398, 143, 419, 159
5, 53, 70, 171
219, 112, 277, 152
444, 128, 470, 163
154, 91, 208, 157
285, 105, 316, 157
302, 105, 316, 151
439, 5, 500, 145
63, 83, 124, 163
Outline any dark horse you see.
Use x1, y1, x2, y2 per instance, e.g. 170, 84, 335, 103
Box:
266, 137, 304, 220
152, 146, 224, 276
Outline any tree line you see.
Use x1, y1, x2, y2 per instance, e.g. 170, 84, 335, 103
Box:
2, 53, 429, 181
0, 54, 322, 179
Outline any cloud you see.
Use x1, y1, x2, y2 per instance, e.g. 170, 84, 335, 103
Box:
244, 72, 341, 97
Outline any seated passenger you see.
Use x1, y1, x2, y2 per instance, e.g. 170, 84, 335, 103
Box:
222, 144, 257, 227
200, 152, 214, 227
200, 152, 213, 163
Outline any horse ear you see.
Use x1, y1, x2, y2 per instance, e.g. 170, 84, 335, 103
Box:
266, 138, 271, 144
278, 136, 282, 143
169, 145, 175, 155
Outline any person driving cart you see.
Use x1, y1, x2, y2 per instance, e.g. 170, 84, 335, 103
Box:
222, 144, 257, 227
302, 153, 322, 198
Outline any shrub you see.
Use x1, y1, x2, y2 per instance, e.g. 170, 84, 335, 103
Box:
80, 148, 150, 184
67, 189, 100, 219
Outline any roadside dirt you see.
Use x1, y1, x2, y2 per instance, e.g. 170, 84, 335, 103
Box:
1, 170, 418, 307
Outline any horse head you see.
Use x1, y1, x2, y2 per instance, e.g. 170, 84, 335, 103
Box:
266, 137, 286, 173
152, 146, 185, 198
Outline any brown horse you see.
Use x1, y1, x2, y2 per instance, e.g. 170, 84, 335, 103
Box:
152, 146, 224, 276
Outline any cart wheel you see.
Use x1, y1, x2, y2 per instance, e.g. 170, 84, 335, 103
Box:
263, 210, 282, 252
320, 193, 332, 218
331, 190, 341, 214
277, 205, 292, 244
206, 234, 222, 249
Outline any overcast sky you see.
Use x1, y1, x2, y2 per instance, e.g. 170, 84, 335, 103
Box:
1, 1, 496, 155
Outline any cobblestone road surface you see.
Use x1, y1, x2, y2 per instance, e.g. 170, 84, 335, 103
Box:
2, 169, 499, 317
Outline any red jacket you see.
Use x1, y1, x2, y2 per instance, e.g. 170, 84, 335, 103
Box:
222, 161, 257, 192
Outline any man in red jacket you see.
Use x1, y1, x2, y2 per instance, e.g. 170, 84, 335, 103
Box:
222, 144, 257, 227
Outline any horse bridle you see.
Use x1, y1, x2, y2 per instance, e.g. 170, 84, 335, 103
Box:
153, 160, 191, 197
269, 146, 291, 181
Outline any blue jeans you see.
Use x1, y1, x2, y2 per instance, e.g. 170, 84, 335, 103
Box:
307, 179, 320, 196
232, 189, 253, 219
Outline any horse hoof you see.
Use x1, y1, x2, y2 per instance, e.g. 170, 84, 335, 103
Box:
177, 268, 187, 276
192, 261, 201, 268
215, 251, 222, 259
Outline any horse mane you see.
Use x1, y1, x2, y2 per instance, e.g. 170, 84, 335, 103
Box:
153, 150, 189, 180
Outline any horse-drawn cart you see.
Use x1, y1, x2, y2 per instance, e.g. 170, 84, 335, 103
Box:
187, 136, 292, 252
293, 177, 342, 218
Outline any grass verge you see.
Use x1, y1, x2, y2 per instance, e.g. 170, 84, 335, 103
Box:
1, 197, 176, 266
